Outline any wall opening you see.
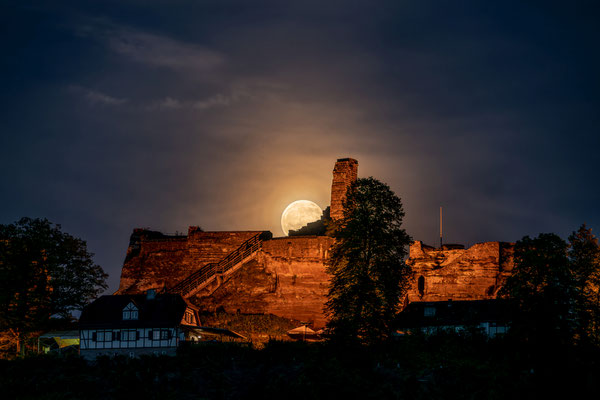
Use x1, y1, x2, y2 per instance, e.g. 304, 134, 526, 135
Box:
418, 276, 425, 297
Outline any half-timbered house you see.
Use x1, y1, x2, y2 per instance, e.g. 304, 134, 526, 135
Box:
79, 290, 202, 359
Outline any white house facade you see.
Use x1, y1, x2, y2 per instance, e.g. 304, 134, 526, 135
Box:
79, 291, 201, 359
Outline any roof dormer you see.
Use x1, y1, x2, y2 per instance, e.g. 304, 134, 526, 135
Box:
181, 307, 198, 326
122, 302, 138, 320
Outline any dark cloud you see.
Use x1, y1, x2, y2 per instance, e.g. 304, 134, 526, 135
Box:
1, 0, 599, 291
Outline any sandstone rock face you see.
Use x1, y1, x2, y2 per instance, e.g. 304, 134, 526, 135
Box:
407, 241, 515, 303
116, 228, 262, 294
330, 158, 358, 221
116, 233, 514, 327
116, 229, 334, 327
194, 236, 334, 327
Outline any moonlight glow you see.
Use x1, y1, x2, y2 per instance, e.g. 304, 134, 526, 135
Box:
280, 200, 323, 236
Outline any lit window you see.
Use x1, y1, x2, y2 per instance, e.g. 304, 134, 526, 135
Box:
184, 311, 195, 324
122, 302, 139, 320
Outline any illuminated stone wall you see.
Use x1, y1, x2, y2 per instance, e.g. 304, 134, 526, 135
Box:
116, 231, 334, 327
193, 236, 334, 327
117, 233, 515, 326
116, 228, 261, 294
406, 241, 515, 303
330, 158, 358, 221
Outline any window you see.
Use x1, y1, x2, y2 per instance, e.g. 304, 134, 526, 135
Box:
120, 330, 138, 341
424, 306, 436, 317
92, 331, 113, 342
149, 329, 172, 340
122, 302, 139, 320
184, 310, 195, 324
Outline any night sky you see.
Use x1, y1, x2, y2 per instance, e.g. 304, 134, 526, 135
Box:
2, 1, 599, 293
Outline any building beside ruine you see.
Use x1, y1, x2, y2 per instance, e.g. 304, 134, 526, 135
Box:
80, 291, 203, 359
396, 299, 511, 338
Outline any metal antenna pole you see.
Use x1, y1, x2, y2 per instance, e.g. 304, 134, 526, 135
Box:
440, 206, 443, 249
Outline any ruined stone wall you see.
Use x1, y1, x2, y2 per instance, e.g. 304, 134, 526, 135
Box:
406, 241, 515, 303
259, 236, 333, 326
116, 228, 261, 294
193, 236, 334, 327
330, 158, 358, 221
115, 228, 333, 326
114, 157, 518, 328
117, 232, 515, 326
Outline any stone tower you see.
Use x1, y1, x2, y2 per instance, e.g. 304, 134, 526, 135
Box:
330, 158, 359, 221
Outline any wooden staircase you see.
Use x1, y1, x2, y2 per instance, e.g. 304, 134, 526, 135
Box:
170, 231, 272, 298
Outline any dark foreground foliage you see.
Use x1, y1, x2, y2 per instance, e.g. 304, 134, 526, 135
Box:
2, 332, 600, 399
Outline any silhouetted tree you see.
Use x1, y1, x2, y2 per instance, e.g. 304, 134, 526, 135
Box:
499, 234, 574, 344
568, 224, 600, 344
500, 227, 600, 345
0, 218, 107, 355
324, 177, 412, 344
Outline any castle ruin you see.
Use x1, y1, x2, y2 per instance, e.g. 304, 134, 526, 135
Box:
116, 158, 514, 327
406, 241, 514, 303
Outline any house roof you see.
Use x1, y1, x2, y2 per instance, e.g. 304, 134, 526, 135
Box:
396, 299, 511, 328
287, 325, 322, 340
79, 293, 194, 329
287, 325, 316, 335
39, 330, 80, 339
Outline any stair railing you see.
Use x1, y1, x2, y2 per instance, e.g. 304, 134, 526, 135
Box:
170, 231, 270, 297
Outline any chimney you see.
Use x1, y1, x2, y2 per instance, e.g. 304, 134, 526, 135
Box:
146, 289, 156, 300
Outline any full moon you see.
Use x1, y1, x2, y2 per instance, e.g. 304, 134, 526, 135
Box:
281, 200, 323, 236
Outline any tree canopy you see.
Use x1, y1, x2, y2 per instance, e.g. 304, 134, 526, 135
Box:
568, 225, 600, 344
0, 218, 108, 354
324, 177, 412, 344
499, 225, 600, 345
